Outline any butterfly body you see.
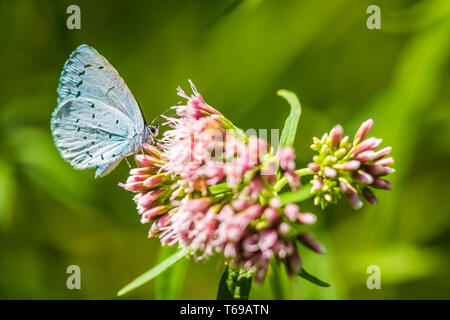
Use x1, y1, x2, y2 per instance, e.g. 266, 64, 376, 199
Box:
51, 44, 158, 177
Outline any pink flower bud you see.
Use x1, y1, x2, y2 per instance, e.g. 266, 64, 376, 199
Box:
297, 233, 325, 254
364, 164, 395, 177
136, 189, 165, 208
232, 198, 251, 211
353, 118, 374, 144
141, 206, 169, 224
352, 170, 374, 185
343, 160, 361, 171
339, 177, 357, 194
185, 198, 210, 212
264, 207, 280, 223
330, 124, 343, 150
143, 174, 165, 188
126, 175, 148, 183
372, 178, 392, 190
258, 230, 278, 251
375, 157, 394, 166
352, 137, 381, 156
242, 235, 259, 253
269, 197, 281, 209
129, 167, 154, 175
355, 150, 377, 162
224, 243, 238, 258
311, 176, 323, 192
307, 162, 320, 172
346, 191, 363, 210
278, 222, 290, 234
248, 136, 268, 164
279, 146, 296, 171
135, 154, 163, 168
285, 250, 302, 276
245, 177, 265, 200
142, 143, 162, 158
362, 188, 377, 204
243, 204, 265, 219
284, 203, 299, 221
298, 212, 317, 225
373, 146, 392, 160
323, 167, 337, 178
188, 94, 222, 116
284, 169, 300, 190
118, 181, 147, 192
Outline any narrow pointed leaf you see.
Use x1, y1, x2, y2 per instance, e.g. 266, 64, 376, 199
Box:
117, 248, 188, 296
154, 246, 189, 299
279, 184, 313, 205
277, 89, 302, 148
298, 267, 330, 287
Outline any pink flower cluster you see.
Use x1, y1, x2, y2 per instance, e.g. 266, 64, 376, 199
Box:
159, 81, 275, 193
120, 82, 322, 282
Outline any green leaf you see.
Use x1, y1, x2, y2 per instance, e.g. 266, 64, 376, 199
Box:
209, 182, 232, 195
277, 89, 302, 148
217, 265, 253, 300
298, 267, 330, 287
117, 248, 188, 296
279, 184, 313, 206
154, 246, 188, 299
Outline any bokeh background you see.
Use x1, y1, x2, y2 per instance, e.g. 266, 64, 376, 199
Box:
0, 0, 449, 299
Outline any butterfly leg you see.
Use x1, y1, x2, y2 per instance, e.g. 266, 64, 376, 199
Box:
124, 157, 132, 169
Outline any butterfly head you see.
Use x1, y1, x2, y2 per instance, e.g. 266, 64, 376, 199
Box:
148, 124, 159, 138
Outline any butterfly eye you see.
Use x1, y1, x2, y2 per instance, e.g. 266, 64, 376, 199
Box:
149, 126, 158, 136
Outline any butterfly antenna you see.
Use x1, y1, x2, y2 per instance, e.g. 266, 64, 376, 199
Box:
150, 107, 177, 126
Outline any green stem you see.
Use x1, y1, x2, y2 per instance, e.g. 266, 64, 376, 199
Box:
216, 264, 254, 300
274, 168, 315, 192
269, 260, 284, 299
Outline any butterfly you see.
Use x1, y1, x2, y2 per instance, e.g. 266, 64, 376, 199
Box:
51, 44, 159, 177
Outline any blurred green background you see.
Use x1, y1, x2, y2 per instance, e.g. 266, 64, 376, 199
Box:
0, 0, 449, 299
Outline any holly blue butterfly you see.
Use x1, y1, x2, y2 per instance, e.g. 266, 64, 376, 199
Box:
51, 44, 158, 177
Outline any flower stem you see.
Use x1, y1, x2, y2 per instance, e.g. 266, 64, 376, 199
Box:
269, 260, 284, 299
274, 168, 314, 192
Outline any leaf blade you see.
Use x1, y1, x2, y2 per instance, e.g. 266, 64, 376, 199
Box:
298, 267, 330, 287
279, 184, 313, 206
154, 246, 189, 299
117, 248, 188, 296
277, 89, 302, 148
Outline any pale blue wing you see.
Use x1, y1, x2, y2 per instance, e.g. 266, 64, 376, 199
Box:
57, 44, 145, 132
51, 98, 141, 177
